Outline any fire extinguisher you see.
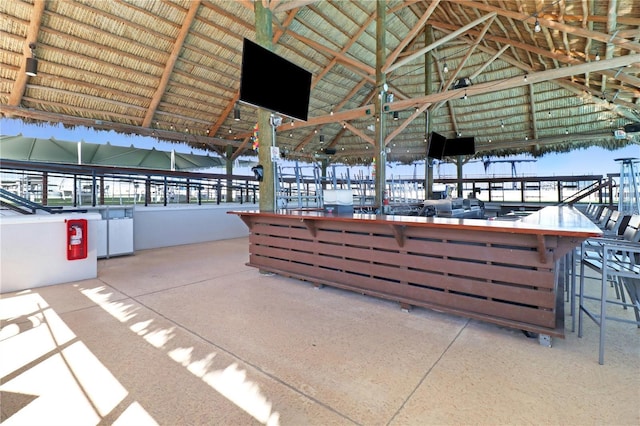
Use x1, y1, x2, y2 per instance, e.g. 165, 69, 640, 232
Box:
383, 192, 390, 214
67, 219, 88, 260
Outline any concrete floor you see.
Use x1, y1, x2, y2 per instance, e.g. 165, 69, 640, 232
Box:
1, 237, 639, 425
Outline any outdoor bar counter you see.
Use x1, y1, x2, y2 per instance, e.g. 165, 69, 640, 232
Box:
231, 206, 601, 341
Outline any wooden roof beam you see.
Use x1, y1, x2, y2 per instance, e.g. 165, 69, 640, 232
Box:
528, 83, 539, 140
466, 38, 640, 121
384, 12, 497, 74
273, 0, 319, 13
7, 1, 45, 108
601, 0, 619, 95
142, 0, 200, 128
448, 0, 640, 52
433, 22, 640, 89
469, 45, 510, 80
444, 16, 496, 89
384, 104, 429, 146
279, 54, 640, 132
286, 31, 375, 76
383, 0, 441, 72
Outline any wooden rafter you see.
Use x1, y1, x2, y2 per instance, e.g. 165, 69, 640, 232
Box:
276, 54, 640, 133
432, 22, 640, 90
384, 12, 498, 74
7, 0, 44, 107
287, 31, 375, 76
449, 0, 640, 52
383, 0, 441, 73
143, 0, 201, 128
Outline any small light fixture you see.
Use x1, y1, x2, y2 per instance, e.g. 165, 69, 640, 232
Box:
534, 18, 541, 33
228, 127, 232, 133
565, 129, 569, 135
523, 75, 528, 82
25, 42, 38, 76
525, 136, 529, 140
443, 61, 449, 73
290, 120, 294, 126
233, 102, 241, 121
500, 120, 504, 128
463, 90, 468, 100
595, 52, 600, 61
319, 134, 325, 143
393, 111, 399, 120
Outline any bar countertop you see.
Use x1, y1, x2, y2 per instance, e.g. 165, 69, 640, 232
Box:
230, 205, 602, 238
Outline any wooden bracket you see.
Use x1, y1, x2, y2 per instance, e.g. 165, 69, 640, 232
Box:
390, 224, 406, 247
302, 219, 317, 237
239, 216, 253, 230
536, 234, 548, 263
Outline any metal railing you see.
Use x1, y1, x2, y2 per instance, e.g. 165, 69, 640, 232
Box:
1, 159, 622, 211
1, 159, 259, 208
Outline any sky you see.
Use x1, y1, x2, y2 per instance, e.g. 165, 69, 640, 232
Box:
1, 117, 638, 179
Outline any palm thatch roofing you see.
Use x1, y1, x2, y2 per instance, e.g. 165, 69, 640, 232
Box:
1, 0, 639, 165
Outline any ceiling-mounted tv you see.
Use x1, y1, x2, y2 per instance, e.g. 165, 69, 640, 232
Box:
427, 132, 447, 160
444, 137, 475, 156
239, 38, 312, 121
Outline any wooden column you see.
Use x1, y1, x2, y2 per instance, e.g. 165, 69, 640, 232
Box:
255, 2, 276, 212
225, 144, 233, 202
42, 172, 48, 205
425, 26, 434, 199
374, 0, 387, 209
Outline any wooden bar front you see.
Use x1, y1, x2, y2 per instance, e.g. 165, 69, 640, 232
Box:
231, 206, 601, 338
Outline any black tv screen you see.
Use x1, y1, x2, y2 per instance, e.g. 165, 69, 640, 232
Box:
444, 137, 475, 156
427, 132, 447, 160
239, 38, 312, 121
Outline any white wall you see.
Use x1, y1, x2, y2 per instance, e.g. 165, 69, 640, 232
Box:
0, 213, 101, 293
133, 204, 253, 250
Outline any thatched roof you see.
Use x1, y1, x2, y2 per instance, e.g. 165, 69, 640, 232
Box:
1, 0, 639, 164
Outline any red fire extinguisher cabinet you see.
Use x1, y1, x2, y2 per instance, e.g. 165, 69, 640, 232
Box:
66, 219, 88, 260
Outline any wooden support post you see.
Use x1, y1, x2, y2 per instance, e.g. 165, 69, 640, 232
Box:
255, 2, 275, 212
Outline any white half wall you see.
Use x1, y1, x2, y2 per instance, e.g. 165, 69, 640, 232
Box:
0, 213, 101, 293
133, 204, 253, 250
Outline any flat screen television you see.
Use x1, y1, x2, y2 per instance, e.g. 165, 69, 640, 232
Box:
239, 38, 312, 121
427, 132, 447, 160
444, 137, 475, 156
